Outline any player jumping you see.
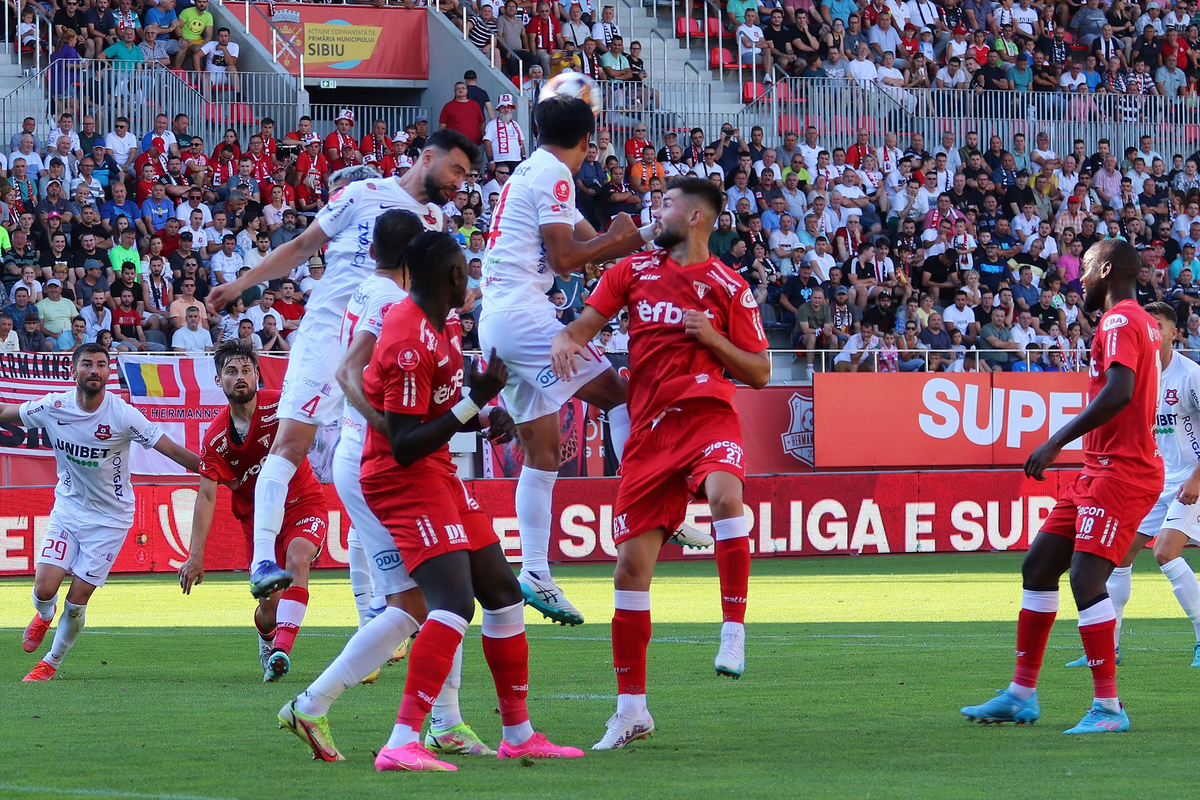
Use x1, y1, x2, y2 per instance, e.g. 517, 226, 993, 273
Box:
362, 231, 581, 771
961, 239, 1163, 734
277, 209, 493, 762
479, 96, 648, 626
205, 132, 475, 600
6, 344, 198, 681
550, 177, 771, 749
1063, 301, 1200, 669
178, 340, 329, 683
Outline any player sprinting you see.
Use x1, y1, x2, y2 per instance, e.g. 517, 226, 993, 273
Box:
362, 231, 580, 771
205, 132, 475, 600
479, 95, 650, 626
550, 177, 771, 749
6, 344, 199, 681
277, 209, 493, 761
178, 340, 329, 683
961, 239, 1163, 734
1062, 301, 1200, 669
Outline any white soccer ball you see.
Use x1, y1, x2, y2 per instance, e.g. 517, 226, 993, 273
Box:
539, 72, 603, 118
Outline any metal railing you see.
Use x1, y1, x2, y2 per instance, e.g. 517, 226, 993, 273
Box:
307, 104, 432, 142
767, 346, 1092, 380
223, 0, 307, 82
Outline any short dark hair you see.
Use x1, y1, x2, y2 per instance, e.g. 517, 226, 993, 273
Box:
375, 209, 425, 272
73, 342, 109, 367
424, 128, 481, 167
535, 96, 596, 150
406, 231, 465, 295
214, 337, 258, 373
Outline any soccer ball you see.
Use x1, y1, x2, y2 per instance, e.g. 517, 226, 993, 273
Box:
539, 72, 603, 118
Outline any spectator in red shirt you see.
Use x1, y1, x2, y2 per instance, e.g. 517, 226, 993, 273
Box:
524, 1, 560, 74
273, 278, 305, 339
324, 109, 359, 164
439, 81, 486, 145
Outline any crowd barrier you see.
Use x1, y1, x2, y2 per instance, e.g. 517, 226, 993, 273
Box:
0, 469, 1073, 577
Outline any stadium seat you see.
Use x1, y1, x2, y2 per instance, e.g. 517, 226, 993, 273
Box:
743, 81, 768, 103
804, 115, 825, 133
511, 75, 522, 87
227, 103, 257, 125
705, 17, 722, 38
205, 104, 224, 123
710, 47, 737, 70
778, 114, 801, 134
676, 17, 702, 38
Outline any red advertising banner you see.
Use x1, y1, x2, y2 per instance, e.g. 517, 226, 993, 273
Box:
249, 5, 429, 81
813, 373, 1089, 469
0, 471, 1072, 577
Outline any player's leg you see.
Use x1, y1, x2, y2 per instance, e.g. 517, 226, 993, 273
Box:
1066, 529, 1151, 667
1153, 526, 1200, 665
704, 470, 751, 679
248, 418, 317, 594
346, 525, 375, 628
264, 534, 320, 682
573, 365, 631, 460
24, 563, 68, 654
33, 576, 99, 680
961, 522, 1074, 723
594, 528, 666, 750
1064, 549, 1129, 733
255, 593, 280, 673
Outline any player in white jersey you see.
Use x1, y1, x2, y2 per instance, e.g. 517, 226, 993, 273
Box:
280, 209, 498, 760
206, 131, 478, 600
2, 344, 198, 681
1066, 302, 1200, 668
479, 97, 647, 625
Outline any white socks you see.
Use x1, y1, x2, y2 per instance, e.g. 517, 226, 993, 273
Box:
33, 588, 56, 621
617, 692, 648, 718
346, 528, 372, 628
516, 466, 557, 576
430, 642, 464, 731
251, 454, 296, 568
45, 600, 86, 668
1160, 557, 1200, 640
297, 606, 419, 718
1108, 565, 1133, 647
608, 404, 631, 462
503, 720, 535, 745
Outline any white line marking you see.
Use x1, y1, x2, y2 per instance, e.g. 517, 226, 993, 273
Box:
0, 784, 240, 800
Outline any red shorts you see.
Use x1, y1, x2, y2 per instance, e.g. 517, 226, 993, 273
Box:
1039, 474, 1159, 565
613, 404, 746, 545
362, 469, 498, 573
241, 500, 328, 567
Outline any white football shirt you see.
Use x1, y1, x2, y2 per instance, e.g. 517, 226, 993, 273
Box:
313, 177, 443, 320
1157, 352, 1200, 488
481, 147, 585, 311
20, 390, 163, 523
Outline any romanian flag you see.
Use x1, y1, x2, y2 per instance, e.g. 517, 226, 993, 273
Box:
123, 361, 181, 398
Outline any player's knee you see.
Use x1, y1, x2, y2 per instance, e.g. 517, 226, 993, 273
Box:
392, 587, 428, 623
708, 495, 743, 522
430, 596, 475, 622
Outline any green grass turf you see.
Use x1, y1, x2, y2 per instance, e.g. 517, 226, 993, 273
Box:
2, 553, 1199, 799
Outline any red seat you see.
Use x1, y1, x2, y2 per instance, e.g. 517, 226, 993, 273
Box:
804, 115, 825, 133
511, 75, 522, 87
772, 81, 796, 102
709, 47, 737, 69
676, 17, 702, 38
205, 104, 224, 123
856, 116, 880, 137
706, 17, 722, 37
1185, 123, 1200, 142
777, 114, 801, 135
743, 81, 768, 103
227, 103, 257, 125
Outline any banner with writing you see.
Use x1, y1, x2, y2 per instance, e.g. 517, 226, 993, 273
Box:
0, 352, 122, 458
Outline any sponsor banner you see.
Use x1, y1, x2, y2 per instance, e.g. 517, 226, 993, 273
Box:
0, 471, 1072, 576
250, 4, 429, 80
813, 373, 1089, 468
119, 356, 226, 475
733, 385, 815, 474
0, 352, 123, 458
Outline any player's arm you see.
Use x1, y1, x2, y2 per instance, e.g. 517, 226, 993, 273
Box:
385, 349, 508, 467
541, 217, 643, 276
550, 305, 611, 379
205, 221, 331, 312
336, 330, 386, 435
178, 474, 217, 593
153, 434, 201, 473
682, 308, 772, 389
1024, 362, 1135, 480
0, 403, 23, 424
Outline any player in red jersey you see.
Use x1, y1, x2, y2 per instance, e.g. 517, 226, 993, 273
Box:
178, 340, 329, 683
961, 239, 1164, 734
360, 231, 583, 772
550, 177, 771, 750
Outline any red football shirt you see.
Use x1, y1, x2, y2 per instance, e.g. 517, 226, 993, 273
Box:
324, 130, 358, 159
198, 390, 325, 529
1083, 299, 1164, 486
360, 297, 465, 480
586, 249, 768, 433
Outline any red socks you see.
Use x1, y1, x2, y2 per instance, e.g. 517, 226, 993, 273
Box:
397, 613, 467, 731
612, 590, 652, 696
1078, 598, 1119, 699
272, 586, 308, 655
481, 602, 530, 726
714, 536, 750, 624
1011, 589, 1059, 690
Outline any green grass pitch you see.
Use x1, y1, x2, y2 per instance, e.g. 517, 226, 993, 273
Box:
2, 553, 1199, 799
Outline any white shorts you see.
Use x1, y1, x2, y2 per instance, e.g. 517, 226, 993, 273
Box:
278, 308, 344, 425
479, 302, 612, 425
1139, 485, 1200, 544
35, 509, 129, 588
332, 442, 417, 596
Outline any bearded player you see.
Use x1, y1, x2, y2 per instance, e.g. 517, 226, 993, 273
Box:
362, 231, 579, 771
277, 209, 493, 762
961, 239, 1163, 734
550, 177, 771, 749
7, 344, 199, 681
1062, 301, 1200, 669
479, 95, 656, 626
178, 340, 329, 683
206, 131, 476, 601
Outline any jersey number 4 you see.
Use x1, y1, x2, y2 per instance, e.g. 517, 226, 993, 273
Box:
485, 184, 512, 248
301, 396, 320, 417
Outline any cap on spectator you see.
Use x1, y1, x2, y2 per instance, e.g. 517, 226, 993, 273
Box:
1017, 169, 1031, 177
497, 93, 515, 108
335, 109, 355, 123
393, 131, 411, 144
151, 137, 166, 151
47, 210, 61, 217
1068, 195, 1082, 204
415, 115, 428, 123
91, 142, 105, 150
283, 208, 297, 218
1148, 1, 1162, 8
46, 278, 62, 287
397, 155, 414, 169
309, 255, 324, 268
85, 259, 103, 271
1153, 238, 1165, 246
835, 286, 849, 295
47, 179, 61, 187
364, 154, 378, 164
24, 311, 38, 323
877, 290, 891, 298
953, 24, 968, 35
303, 132, 321, 145
904, 22, 917, 31
986, 240, 999, 247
